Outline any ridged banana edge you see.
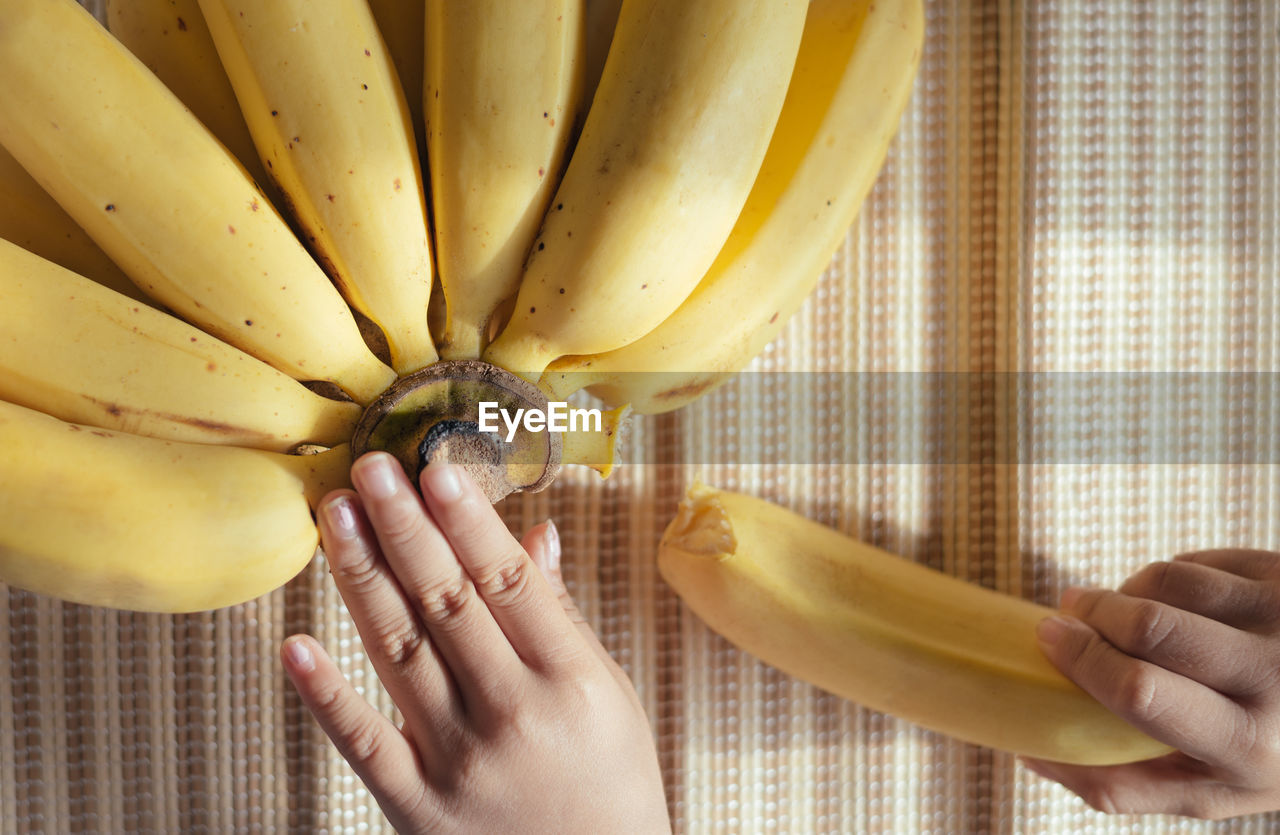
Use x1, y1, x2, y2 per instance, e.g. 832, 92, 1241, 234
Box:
658, 484, 1175, 765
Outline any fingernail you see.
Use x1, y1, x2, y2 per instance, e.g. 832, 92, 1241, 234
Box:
284, 637, 315, 673
543, 519, 561, 569
356, 453, 399, 499
322, 496, 357, 539
1036, 615, 1072, 646
1059, 586, 1083, 609
422, 463, 463, 503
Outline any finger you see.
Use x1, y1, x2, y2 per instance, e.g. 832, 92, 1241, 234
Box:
1059, 586, 1268, 698
350, 452, 522, 709
1117, 559, 1280, 630
1020, 754, 1240, 819
1175, 549, 1280, 582
419, 464, 585, 672
317, 491, 461, 743
1036, 614, 1248, 764
281, 635, 435, 824
521, 519, 616, 667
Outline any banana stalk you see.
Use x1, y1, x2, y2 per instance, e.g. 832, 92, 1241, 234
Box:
199, 0, 437, 375
483, 0, 809, 381
0, 399, 350, 613
0, 0, 393, 403
659, 484, 1175, 765
543, 0, 923, 413
426, 0, 585, 360
0, 239, 360, 451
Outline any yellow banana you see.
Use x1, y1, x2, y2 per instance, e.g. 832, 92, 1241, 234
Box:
425, 0, 585, 360
0, 399, 351, 613
0, 0, 393, 404
483, 0, 809, 381
0, 239, 360, 451
105, 0, 272, 192
659, 484, 1175, 765
543, 0, 922, 413
199, 0, 437, 375
368, 0, 425, 146
0, 143, 146, 305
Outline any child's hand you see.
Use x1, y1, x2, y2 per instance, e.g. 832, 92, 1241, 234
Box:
1027, 549, 1280, 819
280, 452, 671, 834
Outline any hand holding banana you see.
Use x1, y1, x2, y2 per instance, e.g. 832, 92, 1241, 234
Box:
1028, 549, 1280, 819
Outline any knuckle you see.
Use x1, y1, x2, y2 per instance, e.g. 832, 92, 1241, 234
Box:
371, 622, 426, 668
329, 546, 382, 591
1112, 662, 1163, 723
474, 556, 533, 607
415, 575, 476, 631
1123, 599, 1175, 657
1068, 588, 1105, 620
341, 716, 386, 769
312, 679, 348, 716
1121, 560, 1173, 598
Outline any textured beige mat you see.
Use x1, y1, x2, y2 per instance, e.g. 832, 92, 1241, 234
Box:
3, 0, 1278, 832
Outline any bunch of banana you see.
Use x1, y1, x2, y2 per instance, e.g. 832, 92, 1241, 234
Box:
0, 0, 919, 613
0, 239, 360, 451
0, 399, 350, 613
104, 0, 271, 193
198, 0, 437, 376
425, 0, 585, 360
482, 0, 810, 380
542, 0, 922, 413
0, 143, 146, 305
0, 0, 393, 404
659, 484, 1174, 764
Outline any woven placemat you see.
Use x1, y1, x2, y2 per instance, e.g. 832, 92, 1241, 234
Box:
2, 0, 1277, 832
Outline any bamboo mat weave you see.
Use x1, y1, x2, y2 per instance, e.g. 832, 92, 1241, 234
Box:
3, 0, 1278, 832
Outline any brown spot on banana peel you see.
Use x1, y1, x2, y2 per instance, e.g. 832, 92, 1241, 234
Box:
655, 377, 717, 403
78, 395, 274, 443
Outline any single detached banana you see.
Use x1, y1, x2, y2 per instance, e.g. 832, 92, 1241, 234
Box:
0, 399, 351, 613
0, 239, 360, 451
543, 0, 923, 413
0, 143, 146, 305
0, 0, 393, 404
199, 0, 437, 375
483, 0, 809, 381
659, 484, 1175, 765
368, 0, 425, 147
426, 0, 585, 360
105, 0, 272, 192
